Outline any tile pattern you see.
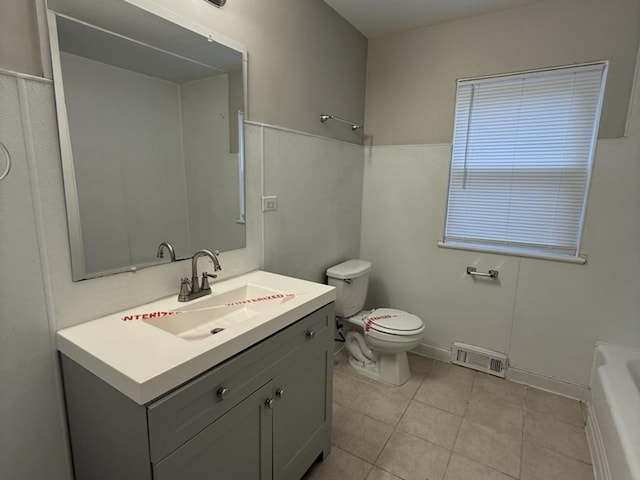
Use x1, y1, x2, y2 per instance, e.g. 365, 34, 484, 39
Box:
303, 349, 594, 480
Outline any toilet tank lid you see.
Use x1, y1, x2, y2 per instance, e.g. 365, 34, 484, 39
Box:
326, 259, 372, 279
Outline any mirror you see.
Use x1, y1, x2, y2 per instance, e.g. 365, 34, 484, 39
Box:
47, 1, 247, 280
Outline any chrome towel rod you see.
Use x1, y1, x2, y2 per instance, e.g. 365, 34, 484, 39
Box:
466, 266, 499, 279
320, 114, 362, 131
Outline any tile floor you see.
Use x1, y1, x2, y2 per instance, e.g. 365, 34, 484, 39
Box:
303, 349, 594, 480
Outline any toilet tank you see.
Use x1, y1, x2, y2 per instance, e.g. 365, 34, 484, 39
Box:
326, 259, 371, 318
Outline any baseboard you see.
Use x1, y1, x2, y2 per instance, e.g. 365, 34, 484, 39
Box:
586, 401, 611, 480
507, 366, 590, 402
412, 342, 590, 402
412, 342, 450, 363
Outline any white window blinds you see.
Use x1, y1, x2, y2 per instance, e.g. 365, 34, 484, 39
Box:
443, 63, 607, 259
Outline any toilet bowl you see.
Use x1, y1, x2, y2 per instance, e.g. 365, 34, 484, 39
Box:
326, 260, 425, 385
343, 308, 425, 385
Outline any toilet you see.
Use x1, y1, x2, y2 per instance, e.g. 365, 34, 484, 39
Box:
326, 259, 425, 385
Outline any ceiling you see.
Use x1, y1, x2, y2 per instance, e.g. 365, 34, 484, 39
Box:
323, 0, 547, 38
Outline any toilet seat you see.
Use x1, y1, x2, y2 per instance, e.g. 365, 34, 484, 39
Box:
364, 308, 424, 336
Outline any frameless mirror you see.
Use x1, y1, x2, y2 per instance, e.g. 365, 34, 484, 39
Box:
47, 0, 247, 280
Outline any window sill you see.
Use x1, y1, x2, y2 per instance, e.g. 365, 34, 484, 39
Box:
436, 241, 587, 265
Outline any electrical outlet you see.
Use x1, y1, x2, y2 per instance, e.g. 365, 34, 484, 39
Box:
262, 196, 278, 212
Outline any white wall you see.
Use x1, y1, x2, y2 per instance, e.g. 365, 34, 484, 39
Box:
180, 74, 245, 253
360, 60, 640, 391
360, 0, 640, 394
61, 52, 191, 274
508, 82, 640, 385
261, 126, 364, 283
0, 72, 71, 480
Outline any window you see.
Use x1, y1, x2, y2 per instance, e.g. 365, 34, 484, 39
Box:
441, 63, 607, 262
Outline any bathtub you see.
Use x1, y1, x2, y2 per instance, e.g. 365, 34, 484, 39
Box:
587, 342, 640, 480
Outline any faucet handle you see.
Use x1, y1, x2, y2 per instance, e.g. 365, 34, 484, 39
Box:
178, 278, 191, 301
200, 272, 216, 291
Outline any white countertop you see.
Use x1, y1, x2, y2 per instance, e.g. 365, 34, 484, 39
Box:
57, 270, 335, 405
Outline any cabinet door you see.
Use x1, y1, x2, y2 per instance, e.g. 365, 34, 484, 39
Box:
154, 382, 273, 480
147, 303, 332, 462
272, 344, 331, 480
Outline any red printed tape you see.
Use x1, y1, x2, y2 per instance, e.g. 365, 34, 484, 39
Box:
225, 293, 295, 307
122, 311, 181, 321
121, 293, 296, 321
364, 314, 396, 332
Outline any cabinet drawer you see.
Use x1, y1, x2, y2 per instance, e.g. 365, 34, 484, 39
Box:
147, 303, 333, 462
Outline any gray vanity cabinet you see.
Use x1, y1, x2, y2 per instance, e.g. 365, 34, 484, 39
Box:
61, 302, 334, 480
153, 382, 273, 480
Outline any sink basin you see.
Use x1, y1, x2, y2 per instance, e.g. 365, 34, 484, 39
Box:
143, 284, 295, 341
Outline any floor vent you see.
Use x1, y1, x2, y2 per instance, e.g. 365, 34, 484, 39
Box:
451, 342, 508, 378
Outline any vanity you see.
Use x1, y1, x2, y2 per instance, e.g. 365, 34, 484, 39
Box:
58, 270, 335, 480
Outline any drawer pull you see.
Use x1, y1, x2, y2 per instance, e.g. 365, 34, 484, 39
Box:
217, 387, 231, 400
276, 387, 285, 398
306, 330, 315, 339
265, 398, 274, 409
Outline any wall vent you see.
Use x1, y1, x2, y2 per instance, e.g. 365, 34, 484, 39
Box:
451, 342, 507, 378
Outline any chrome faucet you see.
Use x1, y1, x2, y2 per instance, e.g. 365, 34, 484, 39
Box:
178, 249, 222, 302
156, 242, 176, 262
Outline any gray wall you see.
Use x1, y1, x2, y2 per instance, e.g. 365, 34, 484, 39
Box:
365, 0, 640, 145
0, 1, 42, 76
0, 2, 367, 479
4, 0, 368, 145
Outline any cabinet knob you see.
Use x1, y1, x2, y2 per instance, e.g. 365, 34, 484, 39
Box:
306, 330, 315, 339
276, 387, 285, 398
265, 398, 274, 409
217, 387, 230, 400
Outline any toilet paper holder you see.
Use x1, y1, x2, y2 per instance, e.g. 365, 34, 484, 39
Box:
466, 266, 499, 279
